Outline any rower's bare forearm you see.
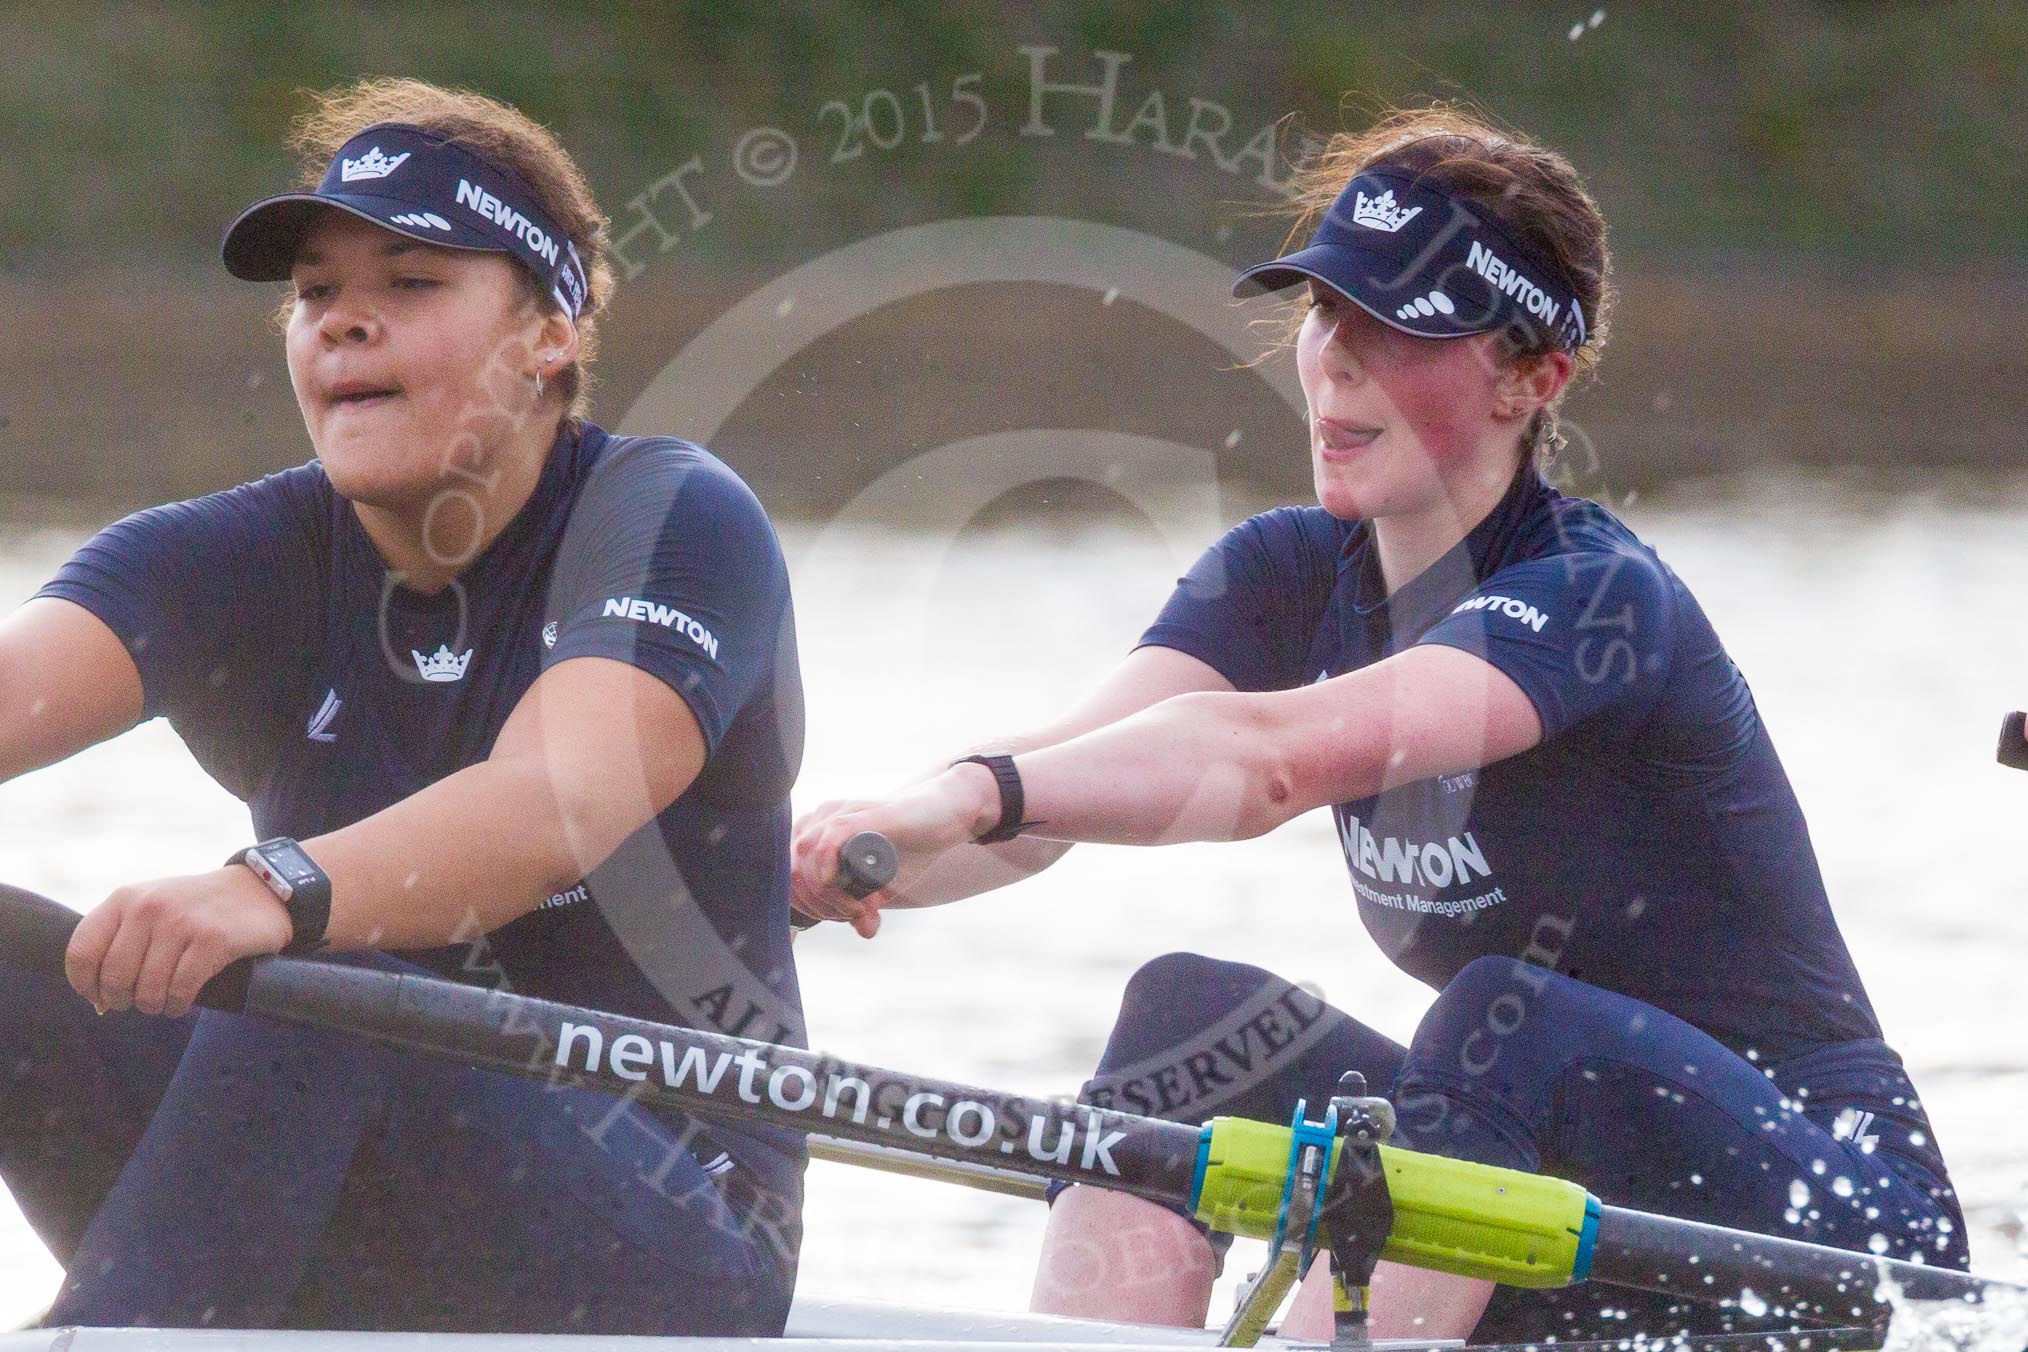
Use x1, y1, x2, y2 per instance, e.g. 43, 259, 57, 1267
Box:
876, 734, 1076, 906
891, 836, 1074, 907
305, 758, 582, 950
1017, 692, 1334, 846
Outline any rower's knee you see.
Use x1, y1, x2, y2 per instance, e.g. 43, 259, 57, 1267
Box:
1118, 951, 1243, 1023
1084, 952, 1283, 1108
1114, 951, 1280, 1042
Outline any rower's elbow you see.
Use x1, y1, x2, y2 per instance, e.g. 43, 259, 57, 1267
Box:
1242, 764, 1301, 840
1212, 694, 1386, 839
1188, 694, 1309, 840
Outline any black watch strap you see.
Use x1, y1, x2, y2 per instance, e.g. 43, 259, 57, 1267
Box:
228, 836, 332, 951
954, 753, 1029, 845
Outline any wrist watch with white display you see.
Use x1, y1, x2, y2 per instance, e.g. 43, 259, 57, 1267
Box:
228, 836, 332, 951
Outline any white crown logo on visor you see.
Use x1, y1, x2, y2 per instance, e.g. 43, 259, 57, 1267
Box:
1352, 189, 1422, 233
340, 146, 412, 182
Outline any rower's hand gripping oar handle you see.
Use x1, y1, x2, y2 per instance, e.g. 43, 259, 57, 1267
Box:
5, 829, 898, 995
0, 882, 259, 1013
792, 830, 899, 930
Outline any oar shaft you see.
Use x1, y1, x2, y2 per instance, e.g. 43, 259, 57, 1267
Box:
246, 956, 1207, 1207
1592, 1203, 1990, 1318
0, 881, 2015, 1327
807, 1135, 1049, 1200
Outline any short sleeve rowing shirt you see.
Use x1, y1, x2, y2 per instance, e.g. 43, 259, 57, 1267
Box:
38, 420, 806, 1175
1141, 467, 1882, 1063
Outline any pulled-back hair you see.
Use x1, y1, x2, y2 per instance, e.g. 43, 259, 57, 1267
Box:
289, 78, 614, 419
1274, 102, 1615, 464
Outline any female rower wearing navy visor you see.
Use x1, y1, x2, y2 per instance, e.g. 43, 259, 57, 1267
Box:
0, 79, 806, 1334
790, 103, 1965, 1344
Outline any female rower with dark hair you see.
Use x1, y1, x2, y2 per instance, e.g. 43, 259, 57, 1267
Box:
0, 79, 805, 1334
791, 104, 1965, 1343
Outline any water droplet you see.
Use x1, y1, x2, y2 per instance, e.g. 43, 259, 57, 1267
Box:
1790, 1180, 1811, 1208
1868, 1233, 1889, 1255
1811, 1159, 1827, 1175
1831, 1176, 1854, 1198
1908, 1130, 1927, 1147
1690, 1172, 1704, 1185
1101, 287, 1120, 307
1738, 1287, 1769, 1317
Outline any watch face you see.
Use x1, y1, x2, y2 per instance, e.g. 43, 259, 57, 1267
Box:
248, 840, 319, 898
244, 852, 296, 900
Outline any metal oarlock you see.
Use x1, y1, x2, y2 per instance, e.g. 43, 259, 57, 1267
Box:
1320, 1072, 1398, 1348
1219, 1135, 1321, 1347
1219, 1073, 1398, 1349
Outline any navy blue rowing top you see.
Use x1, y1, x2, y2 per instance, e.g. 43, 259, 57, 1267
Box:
38, 420, 806, 1176
1142, 467, 1883, 1064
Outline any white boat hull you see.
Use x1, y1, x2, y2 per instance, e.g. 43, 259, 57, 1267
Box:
0, 1293, 1380, 1349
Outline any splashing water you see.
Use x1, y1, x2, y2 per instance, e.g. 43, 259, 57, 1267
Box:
1876, 1262, 2028, 1352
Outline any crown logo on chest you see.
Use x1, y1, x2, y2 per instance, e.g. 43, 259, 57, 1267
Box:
411, 644, 474, 683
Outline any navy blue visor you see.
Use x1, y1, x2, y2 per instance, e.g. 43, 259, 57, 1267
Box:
222, 123, 589, 321
1235, 167, 1586, 354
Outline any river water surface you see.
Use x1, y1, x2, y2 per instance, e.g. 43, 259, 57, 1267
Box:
0, 468, 2023, 1329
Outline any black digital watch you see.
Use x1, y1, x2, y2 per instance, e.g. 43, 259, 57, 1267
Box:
954, 753, 1030, 845
228, 836, 333, 951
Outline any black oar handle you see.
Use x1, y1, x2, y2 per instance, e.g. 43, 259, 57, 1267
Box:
1999, 711, 2028, 771
0, 882, 259, 1013
837, 831, 899, 898
792, 830, 899, 931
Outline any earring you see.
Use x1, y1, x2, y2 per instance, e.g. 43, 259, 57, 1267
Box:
534, 368, 544, 400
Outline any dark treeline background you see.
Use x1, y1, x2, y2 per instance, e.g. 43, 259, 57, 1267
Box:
2, 1, 2021, 512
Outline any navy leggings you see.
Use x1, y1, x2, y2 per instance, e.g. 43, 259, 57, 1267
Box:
1069, 953, 1965, 1343
0, 954, 798, 1333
